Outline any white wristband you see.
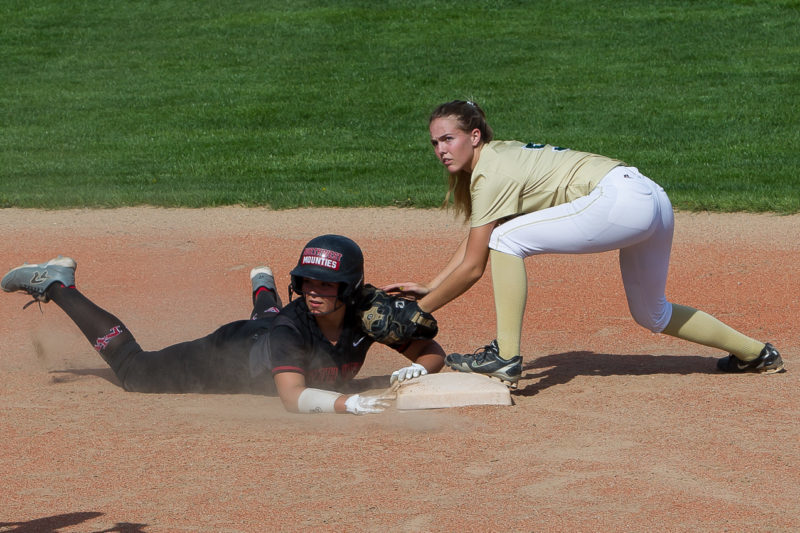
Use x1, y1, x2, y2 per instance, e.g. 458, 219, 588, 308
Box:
297, 388, 342, 414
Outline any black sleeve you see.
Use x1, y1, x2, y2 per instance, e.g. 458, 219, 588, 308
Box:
267, 323, 311, 377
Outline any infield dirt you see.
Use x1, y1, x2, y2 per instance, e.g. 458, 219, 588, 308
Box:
1, 207, 798, 532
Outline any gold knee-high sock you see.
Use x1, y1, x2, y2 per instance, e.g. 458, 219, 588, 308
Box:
490, 250, 527, 359
661, 303, 765, 360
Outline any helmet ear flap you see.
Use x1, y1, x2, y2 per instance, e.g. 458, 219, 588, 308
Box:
290, 276, 303, 296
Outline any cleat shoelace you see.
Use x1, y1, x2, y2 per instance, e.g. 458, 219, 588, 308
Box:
470, 345, 495, 364
22, 299, 44, 311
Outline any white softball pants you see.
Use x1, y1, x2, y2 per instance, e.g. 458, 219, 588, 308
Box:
489, 166, 675, 332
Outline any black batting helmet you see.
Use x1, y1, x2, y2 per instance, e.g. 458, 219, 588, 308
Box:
289, 234, 364, 303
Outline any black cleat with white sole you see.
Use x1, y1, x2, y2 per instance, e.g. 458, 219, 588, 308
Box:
716, 343, 785, 374
445, 339, 522, 388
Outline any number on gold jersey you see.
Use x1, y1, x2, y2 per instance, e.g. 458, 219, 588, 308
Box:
523, 142, 569, 151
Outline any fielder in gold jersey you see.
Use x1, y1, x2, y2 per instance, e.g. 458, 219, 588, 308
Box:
384, 99, 785, 387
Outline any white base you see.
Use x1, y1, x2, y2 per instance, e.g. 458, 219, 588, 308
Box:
395, 372, 512, 410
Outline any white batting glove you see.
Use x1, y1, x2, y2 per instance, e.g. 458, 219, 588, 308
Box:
390, 362, 427, 385
344, 394, 390, 415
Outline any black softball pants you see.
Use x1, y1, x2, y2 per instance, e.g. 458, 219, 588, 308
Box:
49, 285, 280, 394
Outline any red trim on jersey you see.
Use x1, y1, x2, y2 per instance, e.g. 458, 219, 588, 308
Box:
271, 365, 305, 375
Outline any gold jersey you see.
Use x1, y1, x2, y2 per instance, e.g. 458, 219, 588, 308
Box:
470, 140, 624, 227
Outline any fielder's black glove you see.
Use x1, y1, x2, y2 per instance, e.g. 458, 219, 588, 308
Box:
356, 285, 438, 346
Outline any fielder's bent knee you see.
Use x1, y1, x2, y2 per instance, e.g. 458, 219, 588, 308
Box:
489, 230, 525, 258
629, 300, 672, 333
630, 307, 671, 333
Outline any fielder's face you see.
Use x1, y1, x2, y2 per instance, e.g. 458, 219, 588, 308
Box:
429, 116, 482, 174
302, 278, 342, 315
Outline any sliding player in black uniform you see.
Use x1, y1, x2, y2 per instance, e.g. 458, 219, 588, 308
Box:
2, 235, 445, 415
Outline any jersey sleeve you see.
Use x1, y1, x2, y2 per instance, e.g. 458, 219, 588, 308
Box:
265, 323, 311, 376
470, 171, 524, 227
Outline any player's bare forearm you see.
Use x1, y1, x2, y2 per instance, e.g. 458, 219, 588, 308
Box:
333, 394, 350, 413
419, 223, 494, 312
275, 373, 353, 414
274, 372, 345, 414
274, 372, 308, 413
427, 234, 469, 289
383, 237, 468, 298
403, 339, 445, 374
418, 263, 482, 312
415, 353, 445, 375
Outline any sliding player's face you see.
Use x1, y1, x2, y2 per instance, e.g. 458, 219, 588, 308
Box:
302, 278, 342, 315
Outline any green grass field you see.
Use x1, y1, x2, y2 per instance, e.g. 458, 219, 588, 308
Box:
1, 0, 798, 212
